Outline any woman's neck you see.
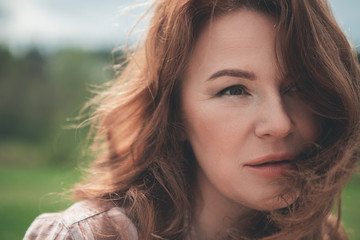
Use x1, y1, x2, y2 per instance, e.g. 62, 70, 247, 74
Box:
192, 169, 257, 240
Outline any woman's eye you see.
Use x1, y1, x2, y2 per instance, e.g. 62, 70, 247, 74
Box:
218, 85, 247, 96
283, 83, 300, 95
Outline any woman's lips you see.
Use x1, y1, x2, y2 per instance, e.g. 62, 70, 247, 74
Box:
244, 153, 296, 177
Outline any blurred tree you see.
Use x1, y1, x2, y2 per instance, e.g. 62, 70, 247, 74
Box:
0, 47, 54, 141
0, 46, 113, 166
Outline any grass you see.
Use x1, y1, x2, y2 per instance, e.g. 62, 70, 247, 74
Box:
0, 167, 81, 239
0, 167, 359, 240
342, 173, 360, 240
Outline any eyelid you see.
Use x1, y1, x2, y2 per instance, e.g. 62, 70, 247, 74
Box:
283, 82, 299, 94
217, 84, 248, 96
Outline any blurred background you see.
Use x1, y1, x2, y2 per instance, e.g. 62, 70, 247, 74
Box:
0, 0, 359, 239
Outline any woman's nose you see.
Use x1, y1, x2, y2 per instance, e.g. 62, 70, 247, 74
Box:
254, 95, 293, 140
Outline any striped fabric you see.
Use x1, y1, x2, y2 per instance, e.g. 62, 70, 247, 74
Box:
23, 200, 138, 240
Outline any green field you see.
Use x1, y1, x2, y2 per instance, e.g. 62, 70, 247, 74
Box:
0, 167, 359, 240
342, 173, 360, 240
0, 167, 80, 239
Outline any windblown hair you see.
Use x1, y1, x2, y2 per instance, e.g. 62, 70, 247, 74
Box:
74, 0, 360, 239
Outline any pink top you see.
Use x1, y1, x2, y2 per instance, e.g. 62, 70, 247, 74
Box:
24, 199, 196, 240
23, 200, 138, 240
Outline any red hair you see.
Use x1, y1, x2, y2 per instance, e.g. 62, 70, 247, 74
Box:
74, 0, 360, 239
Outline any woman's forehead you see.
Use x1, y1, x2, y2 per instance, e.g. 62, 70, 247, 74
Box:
184, 9, 285, 80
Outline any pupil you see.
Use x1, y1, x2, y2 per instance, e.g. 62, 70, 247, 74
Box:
230, 87, 243, 95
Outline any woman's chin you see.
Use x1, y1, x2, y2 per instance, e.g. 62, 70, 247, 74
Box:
249, 191, 299, 212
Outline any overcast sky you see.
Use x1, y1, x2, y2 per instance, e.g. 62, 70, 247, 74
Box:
0, 0, 359, 53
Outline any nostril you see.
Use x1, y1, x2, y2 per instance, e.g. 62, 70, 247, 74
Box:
254, 103, 293, 139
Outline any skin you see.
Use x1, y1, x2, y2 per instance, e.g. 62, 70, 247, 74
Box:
181, 9, 319, 239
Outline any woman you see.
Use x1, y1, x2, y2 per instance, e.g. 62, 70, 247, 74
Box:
24, 0, 360, 239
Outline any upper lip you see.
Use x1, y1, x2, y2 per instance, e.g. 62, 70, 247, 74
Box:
244, 153, 296, 166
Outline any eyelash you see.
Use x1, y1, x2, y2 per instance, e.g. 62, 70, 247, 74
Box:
216, 83, 300, 97
217, 85, 248, 96
283, 83, 300, 95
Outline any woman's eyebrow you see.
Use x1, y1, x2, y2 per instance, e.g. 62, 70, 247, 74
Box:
207, 69, 256, 81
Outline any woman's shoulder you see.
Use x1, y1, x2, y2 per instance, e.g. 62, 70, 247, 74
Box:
23, 199, 138, 240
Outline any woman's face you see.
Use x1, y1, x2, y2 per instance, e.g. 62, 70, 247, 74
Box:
181, 9, 319, 211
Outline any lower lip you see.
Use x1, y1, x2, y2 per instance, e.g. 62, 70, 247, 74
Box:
245, 162, 295, 177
